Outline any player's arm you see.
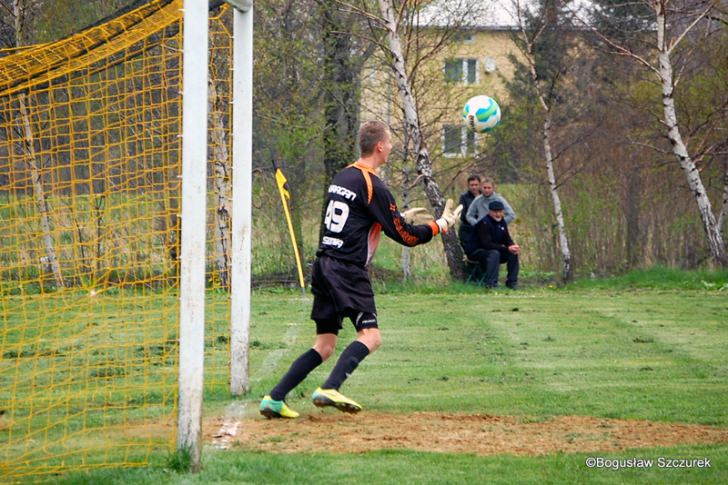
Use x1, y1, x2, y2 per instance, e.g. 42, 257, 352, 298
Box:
369, 183, 463, 247
368, 185, 439, 247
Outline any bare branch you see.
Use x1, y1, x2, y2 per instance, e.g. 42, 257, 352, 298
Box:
667, 1, 715, 56
395, 0, 409, 27
331, 27, 391, 56
707, 14, 728, 26
551, 125, 601, 162
405, 173, 425, 190
691, 123, 728, 165
0, 0, 14, 18
592, 28, 662, 79
334, 0, 385, 25
688, 100, 728, 142
627, 139, 672, 155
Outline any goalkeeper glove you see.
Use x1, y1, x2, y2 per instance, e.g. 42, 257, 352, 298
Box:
402, 207, 435, 225
435, 199, 463, 233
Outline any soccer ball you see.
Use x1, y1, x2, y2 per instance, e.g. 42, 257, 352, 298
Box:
462, 95, 501, 133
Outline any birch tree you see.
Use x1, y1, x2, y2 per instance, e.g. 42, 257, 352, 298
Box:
586, 0, 728, 265
340, 0, 488, 279
209, 56, 232, 288
207, 7, 237, 289
381, 0, 473, 278
10, 0, 65, 288
509, 0, 575, 281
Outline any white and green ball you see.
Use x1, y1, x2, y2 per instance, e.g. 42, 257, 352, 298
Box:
462, 95, 501, 133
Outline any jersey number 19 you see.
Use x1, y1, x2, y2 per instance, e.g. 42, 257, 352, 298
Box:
324, 200, 349, 233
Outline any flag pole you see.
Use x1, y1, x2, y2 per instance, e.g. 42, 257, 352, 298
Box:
273, 161, 306, 292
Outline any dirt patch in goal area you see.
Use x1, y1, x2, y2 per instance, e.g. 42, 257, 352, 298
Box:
206, 412, 728, 456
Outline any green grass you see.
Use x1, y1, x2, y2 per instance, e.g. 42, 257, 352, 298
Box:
4, 275, 728, 483
55, 445, 728, 484
246, 289, 728, 424
564, 266, 728, 291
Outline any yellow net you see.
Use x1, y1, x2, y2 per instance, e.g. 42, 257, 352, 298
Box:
0, 0, 234, 479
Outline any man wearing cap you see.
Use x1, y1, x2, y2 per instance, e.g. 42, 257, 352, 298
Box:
464, 200, 520, 289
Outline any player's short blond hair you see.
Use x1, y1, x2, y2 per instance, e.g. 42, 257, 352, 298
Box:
359, 121, 390, 156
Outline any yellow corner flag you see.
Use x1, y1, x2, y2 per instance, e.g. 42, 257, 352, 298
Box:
273, 162, 305, 290
275, 167, 290, 201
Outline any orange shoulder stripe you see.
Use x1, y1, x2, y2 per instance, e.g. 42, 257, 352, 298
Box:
350, 162, 374, 204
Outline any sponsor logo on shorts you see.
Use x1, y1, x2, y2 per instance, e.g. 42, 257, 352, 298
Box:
355, 312, 377, 326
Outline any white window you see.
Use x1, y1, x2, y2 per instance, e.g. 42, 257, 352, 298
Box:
442, 125, 476, 157
454, 32, 475, 44
444, 58, 479, 84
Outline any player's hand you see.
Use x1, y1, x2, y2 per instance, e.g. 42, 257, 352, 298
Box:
508, 244, 520, 254
402, 207, 435, 225
435, 199, 463, 233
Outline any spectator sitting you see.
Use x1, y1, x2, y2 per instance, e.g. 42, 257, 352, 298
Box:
465, 177, 516, 226
464, 200, 520, 289
457, 174, 481, 251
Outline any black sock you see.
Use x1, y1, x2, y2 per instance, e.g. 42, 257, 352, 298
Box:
322, 341, 370, 390
270, 348, 323, 401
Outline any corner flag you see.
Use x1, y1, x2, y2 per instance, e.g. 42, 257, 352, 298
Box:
273, 161, 305, 289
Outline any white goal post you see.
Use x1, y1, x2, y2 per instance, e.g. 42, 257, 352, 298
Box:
178, 0, 253, 470
230, 0, 254, 398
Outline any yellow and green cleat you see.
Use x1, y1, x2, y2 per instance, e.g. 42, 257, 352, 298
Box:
259, 395, 299, 419
312, 387, 362, 414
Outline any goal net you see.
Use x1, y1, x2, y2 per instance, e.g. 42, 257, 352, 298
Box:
0, 0, 236, 478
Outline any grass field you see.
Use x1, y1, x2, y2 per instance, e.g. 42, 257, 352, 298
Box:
20, 274, 725, 484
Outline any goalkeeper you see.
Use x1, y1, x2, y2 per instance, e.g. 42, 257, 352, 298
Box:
260, 120, 462, 418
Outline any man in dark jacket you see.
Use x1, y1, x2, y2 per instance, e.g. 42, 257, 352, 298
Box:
464, 200, 520, 289
457, 174, 481, 251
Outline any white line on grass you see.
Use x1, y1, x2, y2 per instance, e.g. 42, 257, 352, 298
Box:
212, 321, 303, 449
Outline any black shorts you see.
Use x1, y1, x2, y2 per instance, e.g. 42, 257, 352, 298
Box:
310, 255, 378, 334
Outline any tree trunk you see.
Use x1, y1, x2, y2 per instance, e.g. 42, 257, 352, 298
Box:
656, 5, 727, 266
18, 93, 65, 288
625, 164, 642, 269
13, 0, 64, 288
542, 113, 573, 282
208, 77, 232, 288
378, 0, 465, 280
718, 158, 728, 235
319, 0, 361, 243
94, 195, 105, 277
520, 20, 574, 282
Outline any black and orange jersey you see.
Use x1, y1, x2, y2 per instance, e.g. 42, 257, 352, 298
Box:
316, 162, 440, 267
